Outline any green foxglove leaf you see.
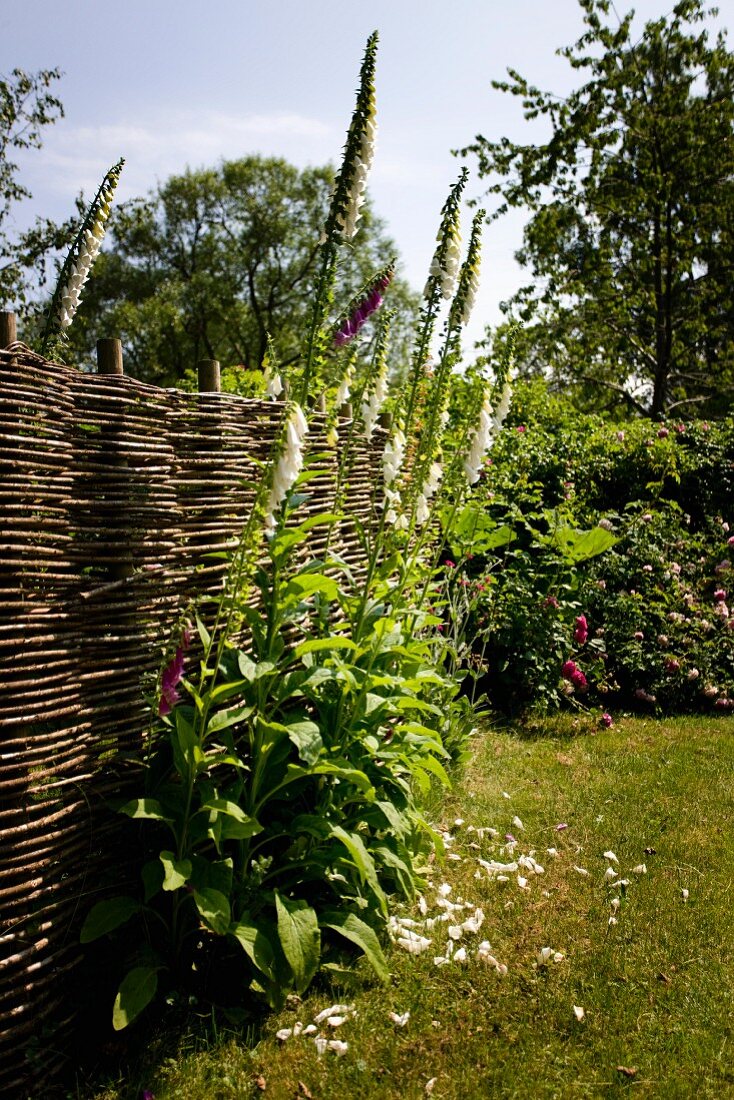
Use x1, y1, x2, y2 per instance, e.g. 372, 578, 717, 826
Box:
119, 798, 172, 823
320, 910, 388, 983
274, 892, 321, 994
294, 636, 358, 658
159, 851, 192, 891
329, 825, 386, 914
112, 966, 158, 1031
197, 800, 263, 840
80, 896, 139, 943
230, 915, 278, 982
194, 888, 231, 934
206, 703, 254, 734
285, 719, 323, 766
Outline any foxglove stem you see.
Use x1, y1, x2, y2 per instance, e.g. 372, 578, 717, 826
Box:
41, 158, 124, 356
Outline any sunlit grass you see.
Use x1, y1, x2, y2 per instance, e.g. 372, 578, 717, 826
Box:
85, 716, 734, 1100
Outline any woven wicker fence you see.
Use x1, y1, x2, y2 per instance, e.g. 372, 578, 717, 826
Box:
0, 339, 383, 1095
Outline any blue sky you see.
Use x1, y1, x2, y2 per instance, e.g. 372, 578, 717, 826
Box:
4, 0, 732, 352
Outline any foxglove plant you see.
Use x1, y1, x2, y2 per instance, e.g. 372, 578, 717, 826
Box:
40, 158, 124, 357
299, 32, 379, 401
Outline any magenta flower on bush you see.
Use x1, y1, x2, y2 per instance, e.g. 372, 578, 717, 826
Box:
561, 660, 577, 680
601, 712, 613, 728
334, 271, 392, 346
657, 426, 669, 439
665, 658, 680, 673
728, 536, 734, 547
543, 595, 559, 609
573, 614, 588, 644
714, 589, 727, 601
570, 668, 587, 692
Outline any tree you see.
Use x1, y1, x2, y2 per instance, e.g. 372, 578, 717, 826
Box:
55, 156, 417, 385
460, 0, 734, 418
1, 67, 76, 310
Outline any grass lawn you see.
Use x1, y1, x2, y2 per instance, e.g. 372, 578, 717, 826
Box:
86, 715, 734, 1100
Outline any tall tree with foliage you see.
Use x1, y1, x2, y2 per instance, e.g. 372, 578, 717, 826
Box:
53, 156, 417, 385
0, 67, 76, 311
460, 0, 734, 417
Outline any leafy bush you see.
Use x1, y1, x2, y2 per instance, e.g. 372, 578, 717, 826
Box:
448, 378, 734, 716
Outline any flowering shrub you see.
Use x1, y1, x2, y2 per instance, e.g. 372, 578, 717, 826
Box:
447, 377, 734, 716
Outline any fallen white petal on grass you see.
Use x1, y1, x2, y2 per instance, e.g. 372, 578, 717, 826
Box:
397, 934, 432, 955
502, 791, 511, 799
276, 1028, 293, 1042
425, 1079, 437, 1095
611, 897, 620, 912
313, 1037, 328, 1055
574, 866, 590, 877
326, 1016, 348, 1028
302, 1024, 318, 1036
388, 1011, 410, 1027
313, 1003, 354, 1024
604, 867, 618, 881
448, 925, 464, 941
632, 864, 647, 875
496, 874, 510, 883
418, 896, 429, 916
573, 1005, 585, 1021
608, 916, 618, 926
447, 853, 463, 862
328, 1040, 349, 1056
604, 850, 619, 864
453, 946, 468, 964
681, 888, 689, 902
433, 955, 450, 967
512, 816, 525, 831
479, 859, 519, 875
517, 875, 530, 891
438, 883, 452, 897
537, 947, 553, 965
454, 818, 465, 828
546, 847, 558, 857
553, 952, 565, 963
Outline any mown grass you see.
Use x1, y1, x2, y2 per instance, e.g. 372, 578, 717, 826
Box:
83, 716, 734, 1100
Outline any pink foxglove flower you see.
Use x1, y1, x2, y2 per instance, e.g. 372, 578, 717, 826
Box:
159, 628, 192, 716
334, 272, 392, 347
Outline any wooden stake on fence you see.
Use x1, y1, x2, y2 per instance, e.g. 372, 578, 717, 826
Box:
198, 359, 221, 392
378, 411, 393, 430
0, 311, 17, 349
316, 392, 327, 413
339, 402, 353, 420
97, 338, 124, 375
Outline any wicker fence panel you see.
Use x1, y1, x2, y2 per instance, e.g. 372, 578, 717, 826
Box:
0, 345, 382, 1095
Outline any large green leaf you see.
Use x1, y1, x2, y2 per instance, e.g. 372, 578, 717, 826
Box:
193, 888, 231, 934
320, 910, 389, 983
112, 966, 158, 1031
329, 825, 386, 914
159, 851, 192, 891
80, 896, 139, 943
282, 573, 339, 604
294, 636, 358, 659
285, 719, 323, 766
197, 800, 263, 840
230, 915, 278, 982
119, 798, 172, 823
206, 703, 254, 734
274, 892, 321, 994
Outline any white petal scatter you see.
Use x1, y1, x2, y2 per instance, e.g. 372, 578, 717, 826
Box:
389, 1011, 410, 1028
313, 1003, 354, 1025
573, 1005, 585, 1021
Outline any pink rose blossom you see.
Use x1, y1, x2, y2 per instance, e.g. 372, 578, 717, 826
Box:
634, 631, 644, 641
574, 615, 588, 644
616, 431, 625, 442
728, 536, 734, 547
600, 712, 613, 728
714, 589, 727, 601
570, 668, 588, 692
665, 658, 680, 673
561, 660, 577, 680
657, 427, 669, 438
687, 668, 700, 680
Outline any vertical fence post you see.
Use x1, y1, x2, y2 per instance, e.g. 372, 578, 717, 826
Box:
198, 359, 221, 392
96, 338, 124, 375
0, 311, 17, 348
